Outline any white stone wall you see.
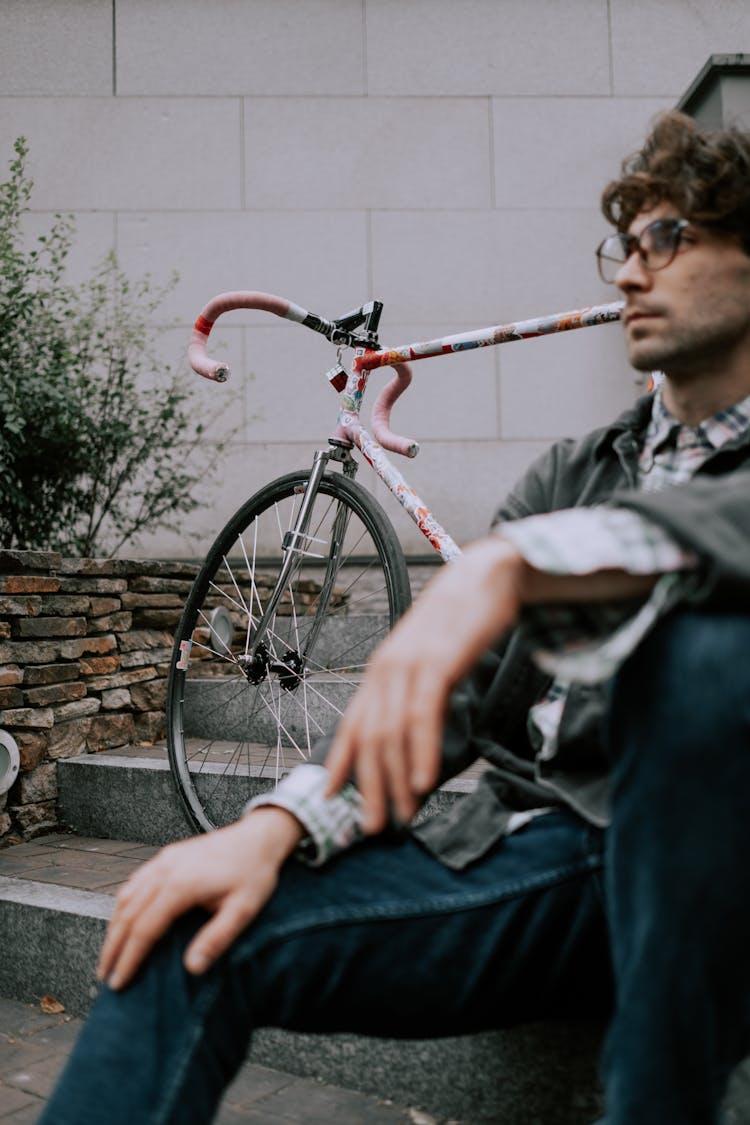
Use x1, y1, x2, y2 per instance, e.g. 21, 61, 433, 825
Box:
2, 0, 750, 558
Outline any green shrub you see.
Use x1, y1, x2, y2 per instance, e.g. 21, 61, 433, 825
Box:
0, 137, 228, 556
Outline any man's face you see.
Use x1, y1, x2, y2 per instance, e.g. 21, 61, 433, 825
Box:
614, 201, 750, 377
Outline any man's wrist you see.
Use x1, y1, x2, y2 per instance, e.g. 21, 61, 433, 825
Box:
239, 804, 306, 858
462, 536, 528, 611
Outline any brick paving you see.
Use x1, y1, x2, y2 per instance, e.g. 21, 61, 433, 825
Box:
0, 838, 462, 1123
0, 996, 449, 1124
0, 833, 155, 895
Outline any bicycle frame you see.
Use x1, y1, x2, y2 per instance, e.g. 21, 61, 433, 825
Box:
330, 301, 624, 562
189, 295, 624, 658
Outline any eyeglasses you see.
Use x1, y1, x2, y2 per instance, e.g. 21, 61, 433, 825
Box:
596, 218, 689, 283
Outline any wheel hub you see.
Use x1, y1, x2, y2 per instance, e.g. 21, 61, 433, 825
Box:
271, 649, 305, 692
240, 643, 305, 691
241, 642, 270, 685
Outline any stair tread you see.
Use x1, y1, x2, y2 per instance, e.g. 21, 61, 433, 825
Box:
65, 742, 490, 787
0, 833, 157, 898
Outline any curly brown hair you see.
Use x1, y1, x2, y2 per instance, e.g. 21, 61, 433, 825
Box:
601, 111, 750, 254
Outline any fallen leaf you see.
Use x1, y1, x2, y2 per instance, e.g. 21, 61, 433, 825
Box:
40, 995, 65, 1014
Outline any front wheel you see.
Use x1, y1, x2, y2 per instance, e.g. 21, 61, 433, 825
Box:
166, 469, 411, 832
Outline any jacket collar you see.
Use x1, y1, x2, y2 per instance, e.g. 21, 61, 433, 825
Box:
594, 390, 750, 461
593, 394, 655, 460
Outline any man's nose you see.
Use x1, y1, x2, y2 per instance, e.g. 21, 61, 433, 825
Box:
614, 250, 652, 291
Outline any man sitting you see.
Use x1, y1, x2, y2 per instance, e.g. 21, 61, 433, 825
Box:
42, 111, 750, 1125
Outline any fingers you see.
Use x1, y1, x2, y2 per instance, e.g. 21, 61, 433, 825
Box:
97, 817, 292, 991
99, 862, 190, 991
359, 675, 419, 830
184, 893, 255, 975
326, 659, 445, 834
324, 722, 356, 796
96, 877, 161, 985
403, 665, 444, 797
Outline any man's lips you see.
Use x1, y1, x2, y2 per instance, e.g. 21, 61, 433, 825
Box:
624, 308, 662, 328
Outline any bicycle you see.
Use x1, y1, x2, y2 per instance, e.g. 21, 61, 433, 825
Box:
166, 291, 623, 833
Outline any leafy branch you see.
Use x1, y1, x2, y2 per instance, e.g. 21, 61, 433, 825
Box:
0, 137, 233, 556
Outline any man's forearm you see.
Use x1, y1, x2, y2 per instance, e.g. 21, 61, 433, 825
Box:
521, 564, 658, 605
453, 534, 659, 617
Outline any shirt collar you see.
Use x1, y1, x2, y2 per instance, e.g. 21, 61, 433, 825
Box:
644, 387, 750, 454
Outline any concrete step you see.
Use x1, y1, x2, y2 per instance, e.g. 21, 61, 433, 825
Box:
56, 744, 479, 846
0, 834, 606, 1124
180, 614, 389, 745
181, 612, 391, 751
181, 672, 359, 747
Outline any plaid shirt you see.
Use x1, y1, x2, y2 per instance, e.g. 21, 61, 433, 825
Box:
507, 388, 750, 684
248, 389, 750, 864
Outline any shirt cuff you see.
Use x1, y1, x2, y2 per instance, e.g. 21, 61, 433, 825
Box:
495, 506, 698, 685
245, 763, 364, 866
497, 505, 697, 576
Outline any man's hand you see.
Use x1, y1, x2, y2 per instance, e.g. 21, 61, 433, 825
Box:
325, 537, 527, 833
97, 807, 304, 990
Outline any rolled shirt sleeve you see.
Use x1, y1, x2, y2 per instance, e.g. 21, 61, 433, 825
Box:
497, 505, 698, 683
245, 763, 364, 866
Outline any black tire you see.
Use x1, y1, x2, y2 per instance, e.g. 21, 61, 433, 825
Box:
167, 469, 411, 832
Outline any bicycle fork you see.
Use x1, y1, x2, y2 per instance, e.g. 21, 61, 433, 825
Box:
245, 446, 356, 683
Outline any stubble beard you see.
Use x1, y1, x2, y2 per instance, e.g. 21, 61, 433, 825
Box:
626, 317, 739, 379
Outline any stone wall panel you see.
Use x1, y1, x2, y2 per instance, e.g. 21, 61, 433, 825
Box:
79, 656, 121, 676
52, 698, 102, 723
0, 557, 196, 842
130, 680, 167, 713
42, 596, 92, 616
0, 687, 24, 709
120, 647, 171, 670
10, 800, 57, 837
59, 577, 128, 594
0, 550, 62, 572
0, 597, 42, 617
0, 576, 61, 595
15, 731, 48, 772
15, 616, 87, 638
23, 663, 81, 686
87, 713, 137, 751
59, 635, 118, 659
134, 711, 166, 744
101, 688, 133, 711
0, 666, 23, 686
2, 707, 55, 729
47, 719, 94, 760
119, 630, 174, 652
23, 681, 87, 708
17, 763, 57, 804
88, 598, 121, 616
0, 641, 63, 665
87, 612, 133, 634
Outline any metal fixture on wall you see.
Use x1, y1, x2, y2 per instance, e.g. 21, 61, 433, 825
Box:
678, 54, 750, 128
0, 729, 20, 796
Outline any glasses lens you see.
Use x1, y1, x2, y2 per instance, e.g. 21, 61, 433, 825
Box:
596, 234, 629, 283
640, 219, 682, 270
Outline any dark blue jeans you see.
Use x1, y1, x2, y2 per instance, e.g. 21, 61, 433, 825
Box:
40, 611, 750, 1124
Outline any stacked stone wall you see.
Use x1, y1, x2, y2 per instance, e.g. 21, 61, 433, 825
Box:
0, 550, 196, 843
